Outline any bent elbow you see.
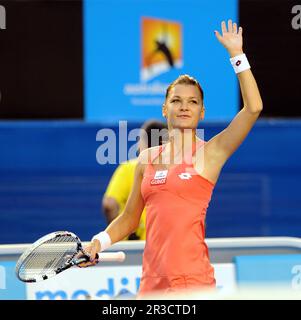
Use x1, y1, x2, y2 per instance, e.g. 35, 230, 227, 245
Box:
245, 102, 263, 115
256, 97, 263, 112
253, 105, 263, 115
257, 101, 263, 112
131, 220, 140, 234
252, 98, 263, 113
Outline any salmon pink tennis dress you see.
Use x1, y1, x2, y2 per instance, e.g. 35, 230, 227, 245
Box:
137, 139, 216, 298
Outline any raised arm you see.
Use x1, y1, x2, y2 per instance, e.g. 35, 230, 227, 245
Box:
207, 20, 263, 163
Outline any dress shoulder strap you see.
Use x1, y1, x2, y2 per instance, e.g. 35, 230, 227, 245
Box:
149, 144, 167, 164
184, 139, 206, 164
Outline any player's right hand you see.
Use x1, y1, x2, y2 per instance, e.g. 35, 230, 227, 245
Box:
78, 239, 101, 268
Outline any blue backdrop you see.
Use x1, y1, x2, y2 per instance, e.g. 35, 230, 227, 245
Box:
84, 0, 238, 122
0, 120, 300, 244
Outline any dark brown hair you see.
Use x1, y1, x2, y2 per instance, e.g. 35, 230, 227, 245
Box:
165, 74, 204, 102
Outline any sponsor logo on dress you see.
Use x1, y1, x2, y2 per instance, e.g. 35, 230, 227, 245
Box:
178, 173, 192, 180
150, 170, 168, 185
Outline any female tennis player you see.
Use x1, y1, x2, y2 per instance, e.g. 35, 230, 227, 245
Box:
79, 20, 263, 298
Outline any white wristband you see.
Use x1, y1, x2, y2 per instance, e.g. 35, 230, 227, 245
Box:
230, 53, 251, 74
91, 231, 112, 252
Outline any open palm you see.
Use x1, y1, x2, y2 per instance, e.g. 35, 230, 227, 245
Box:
215, 20, 243, 55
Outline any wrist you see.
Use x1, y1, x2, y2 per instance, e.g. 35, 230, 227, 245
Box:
229, 53, 251, 74
228, 50, 244, 58
91, 231, 112, 252
92, 239, 101, 252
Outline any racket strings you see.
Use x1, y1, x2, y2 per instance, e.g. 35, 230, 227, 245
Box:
18, 235, 78, 281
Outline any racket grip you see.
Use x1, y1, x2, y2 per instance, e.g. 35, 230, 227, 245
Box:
97, 251, 126, 262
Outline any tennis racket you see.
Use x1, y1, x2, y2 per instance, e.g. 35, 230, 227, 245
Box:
15, 231, 125, 283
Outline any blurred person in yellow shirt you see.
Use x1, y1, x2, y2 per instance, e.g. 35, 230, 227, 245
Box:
102, 120, 167, 240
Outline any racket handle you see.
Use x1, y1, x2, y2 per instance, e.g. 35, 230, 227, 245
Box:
98, 251, 126, 262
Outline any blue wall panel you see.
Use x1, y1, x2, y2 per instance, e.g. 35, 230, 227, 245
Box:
84, 0, 238, 122
234, 254, 301, 288
0, 120, 300, 244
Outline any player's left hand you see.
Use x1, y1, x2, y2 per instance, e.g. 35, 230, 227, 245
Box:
214, 19, 243, 57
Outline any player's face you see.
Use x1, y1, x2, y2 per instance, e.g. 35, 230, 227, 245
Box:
163, 84, 204, 130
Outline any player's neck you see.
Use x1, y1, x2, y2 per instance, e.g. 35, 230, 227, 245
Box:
165, 129, 197, 165
168, 128, 197, 152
